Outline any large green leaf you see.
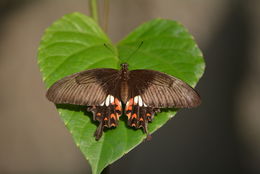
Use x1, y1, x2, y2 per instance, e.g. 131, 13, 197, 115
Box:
38, 12, 205, 174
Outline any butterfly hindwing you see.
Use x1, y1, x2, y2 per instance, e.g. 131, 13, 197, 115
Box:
125, 96, 159, 134
88, 95, 122, 140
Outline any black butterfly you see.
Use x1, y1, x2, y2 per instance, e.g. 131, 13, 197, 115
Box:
46, 63, 201, 140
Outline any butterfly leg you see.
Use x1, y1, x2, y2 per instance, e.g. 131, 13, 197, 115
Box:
88, 97, 122, 140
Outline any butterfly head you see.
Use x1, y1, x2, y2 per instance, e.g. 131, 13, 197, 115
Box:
120, 63, 128, 71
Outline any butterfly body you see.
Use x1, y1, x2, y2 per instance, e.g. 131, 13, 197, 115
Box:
117, 63, 130, 103
46, 63, 201, 140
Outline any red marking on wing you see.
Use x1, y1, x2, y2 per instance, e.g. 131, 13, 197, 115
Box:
126, 98, 133, 107
114, 98, 121, 106
126, 113, 131, 119
113, 98, 122, 119
127, 105, 133, 111
125, 98, 134, 112
125, 98, 134, 120
131, 113, 137, 119
115, 105, 121, 111
110, 113, 116, 120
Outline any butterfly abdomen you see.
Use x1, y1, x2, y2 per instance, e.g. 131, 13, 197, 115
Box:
118, 63, 130, 103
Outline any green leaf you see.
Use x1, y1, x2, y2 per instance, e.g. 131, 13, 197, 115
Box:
38, 13, 205, 174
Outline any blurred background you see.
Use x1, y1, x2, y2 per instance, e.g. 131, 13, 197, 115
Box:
0, 0, 260, 174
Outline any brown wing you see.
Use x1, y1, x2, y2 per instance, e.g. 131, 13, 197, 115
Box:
128, 70, 201, 108
46, 68, 119, 106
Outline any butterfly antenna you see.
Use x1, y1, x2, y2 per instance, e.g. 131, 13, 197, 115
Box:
103, 43, 114, 54
124, 41, 143, 62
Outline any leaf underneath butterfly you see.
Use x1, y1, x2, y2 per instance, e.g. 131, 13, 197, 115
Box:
38, 13, 205, 174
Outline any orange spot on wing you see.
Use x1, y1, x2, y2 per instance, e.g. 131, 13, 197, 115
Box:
115, 98, 121, 106
110, 114, 116, 120
96, 113, 101, 116
132, 113, 137, 119
131, 123, 136, 127
104, 117, 108, 121
111, 123, 116, 127
127, 98, 134, 107
146, 113, 151, 117
115, 105, 121, 111
139, 118, 144, 121
116, 113, 121, 119
126, 113, 131, 119
126, 105, 132, 111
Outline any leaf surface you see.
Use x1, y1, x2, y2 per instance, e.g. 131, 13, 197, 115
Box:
38, 13, 205, 174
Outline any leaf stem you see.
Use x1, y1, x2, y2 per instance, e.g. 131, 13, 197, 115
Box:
103, 0, 110, 33
89, 0, 99, 23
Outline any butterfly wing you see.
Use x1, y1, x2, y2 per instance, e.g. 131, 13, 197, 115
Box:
125, 69, 201, 136
46, 68, 123, 140
46, 68, 119, 106
128, 69, 201, 108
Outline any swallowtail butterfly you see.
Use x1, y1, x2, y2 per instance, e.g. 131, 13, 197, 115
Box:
46, 63, 201, 140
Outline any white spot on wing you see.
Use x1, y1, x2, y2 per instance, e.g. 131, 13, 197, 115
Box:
134, 96, 138, 104
118, 100, 122, 106
143, 103, 147, 107
110, 95, 114, 103
100, 101, 104, 106
105, 95, 110, 106
138, 96, 143, 106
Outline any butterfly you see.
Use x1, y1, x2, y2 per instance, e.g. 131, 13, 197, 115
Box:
46, 63, 201, 140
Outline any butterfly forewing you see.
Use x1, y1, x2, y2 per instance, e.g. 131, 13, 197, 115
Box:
128, 70, 201, 108
46, 68, 119, 106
